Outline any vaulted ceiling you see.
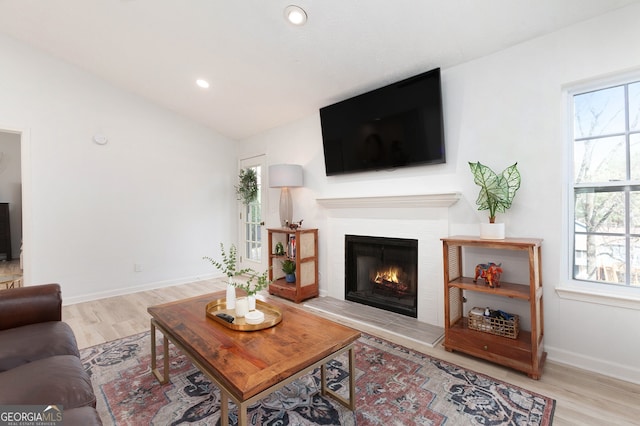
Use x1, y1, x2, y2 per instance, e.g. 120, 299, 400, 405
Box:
0, 0, 637, 139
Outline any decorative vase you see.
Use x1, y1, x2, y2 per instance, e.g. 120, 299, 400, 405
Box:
235, 297, 249, 317
226, 281, 236, 309
248, 295, 256, 311
285, 273, 295, 283
480, 223, 505, 240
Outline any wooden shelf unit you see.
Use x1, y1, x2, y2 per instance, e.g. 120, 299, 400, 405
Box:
442, 235, 546, 379
267, 228, 318, 303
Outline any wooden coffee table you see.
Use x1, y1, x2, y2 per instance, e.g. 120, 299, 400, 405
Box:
147, 291, 360, 425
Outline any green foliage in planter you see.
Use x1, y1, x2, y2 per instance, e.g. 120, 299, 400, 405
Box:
469, 161, 521, 223
235, 269, 272, 296
281, 259, 296, 274
236, 168, 258, 205
203, 243, 271, 296
203, 243, 252, 278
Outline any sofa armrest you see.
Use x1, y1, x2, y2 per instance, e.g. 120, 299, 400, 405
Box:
0, 284, 62, 331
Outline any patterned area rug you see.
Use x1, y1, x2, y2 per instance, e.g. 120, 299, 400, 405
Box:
81, 332, 555, 425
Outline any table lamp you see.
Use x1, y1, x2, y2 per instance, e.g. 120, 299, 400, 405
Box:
269, 164, 303, 227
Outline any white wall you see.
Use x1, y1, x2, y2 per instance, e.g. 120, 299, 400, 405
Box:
0, 131, 21, 257
240, 4, 640, 383
0, 33, 238, 302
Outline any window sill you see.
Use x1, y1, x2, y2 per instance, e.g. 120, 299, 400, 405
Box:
555, 285, 640, 310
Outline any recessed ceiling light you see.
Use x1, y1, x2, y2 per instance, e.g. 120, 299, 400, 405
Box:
196, 79, 210, 89
284, 5, 307, 25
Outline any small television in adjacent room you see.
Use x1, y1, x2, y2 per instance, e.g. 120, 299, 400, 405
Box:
319, 67, 445, 176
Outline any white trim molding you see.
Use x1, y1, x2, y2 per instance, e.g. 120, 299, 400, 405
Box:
556, 285, 640, 310
547, 344, 640, 385
316, 193, 461, 209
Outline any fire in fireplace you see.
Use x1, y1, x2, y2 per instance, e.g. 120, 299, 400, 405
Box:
345, 235, 418, 318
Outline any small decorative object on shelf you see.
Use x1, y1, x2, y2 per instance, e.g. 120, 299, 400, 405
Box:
473, 262, 503, 288
288, 236, 296, 258
286, 219, 303, 230
275, 242, 285, 256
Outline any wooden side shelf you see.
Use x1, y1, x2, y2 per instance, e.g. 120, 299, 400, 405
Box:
447, 277, 531, 300
267, 228, 318, 303
442, 235, 546, 379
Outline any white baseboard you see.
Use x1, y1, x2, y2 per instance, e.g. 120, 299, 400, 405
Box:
62, 273, 220, 305
547, 344, 640, 385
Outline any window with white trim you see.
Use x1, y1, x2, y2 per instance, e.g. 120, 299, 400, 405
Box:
570, 79, 640, 287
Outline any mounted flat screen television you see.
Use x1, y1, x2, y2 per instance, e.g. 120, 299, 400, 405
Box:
320, 67, 445, 176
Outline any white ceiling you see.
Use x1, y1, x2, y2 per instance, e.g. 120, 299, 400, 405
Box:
0, 0, 638, 140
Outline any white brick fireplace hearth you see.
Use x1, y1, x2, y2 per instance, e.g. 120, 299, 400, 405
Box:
316, 193, 460, 327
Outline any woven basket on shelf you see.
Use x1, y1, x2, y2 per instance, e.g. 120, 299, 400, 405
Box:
468, 307, 519, 339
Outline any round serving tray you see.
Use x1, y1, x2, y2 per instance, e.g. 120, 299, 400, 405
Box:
205, 298, 282, 331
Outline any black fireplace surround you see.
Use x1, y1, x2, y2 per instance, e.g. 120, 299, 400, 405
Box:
345, 235, 418, 318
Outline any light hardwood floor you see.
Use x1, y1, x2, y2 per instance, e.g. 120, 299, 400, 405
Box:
62, 279, 640, 426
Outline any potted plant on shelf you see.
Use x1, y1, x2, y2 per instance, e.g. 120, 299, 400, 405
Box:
281, 259, 296, 283
468, 161, 521, 239
235, 168, 258, 205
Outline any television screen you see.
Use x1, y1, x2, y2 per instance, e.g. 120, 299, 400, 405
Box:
320, 68, 445, 176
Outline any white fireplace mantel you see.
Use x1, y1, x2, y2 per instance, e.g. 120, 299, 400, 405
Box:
316, 192, 461, 209
317, 192, 459, 326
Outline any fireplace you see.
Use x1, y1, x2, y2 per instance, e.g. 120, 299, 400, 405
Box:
345, 235, 418, 318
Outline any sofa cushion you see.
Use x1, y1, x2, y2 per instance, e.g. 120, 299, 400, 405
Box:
63, 407, 103, 425
0, 321, 80, 372
0, 355, 96, 409
0, 284, 62, 330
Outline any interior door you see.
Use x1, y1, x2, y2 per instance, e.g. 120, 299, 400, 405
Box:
238, 155, 267, 273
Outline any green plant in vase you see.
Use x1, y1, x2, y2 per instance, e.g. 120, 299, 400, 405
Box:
203, 243, 253, 308
468, 161, 521, 239
281, 259, 296, 283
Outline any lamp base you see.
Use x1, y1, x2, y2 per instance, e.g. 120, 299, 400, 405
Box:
279, 187, 293, 227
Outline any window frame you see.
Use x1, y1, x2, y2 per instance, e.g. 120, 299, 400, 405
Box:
559, 71, 640, 309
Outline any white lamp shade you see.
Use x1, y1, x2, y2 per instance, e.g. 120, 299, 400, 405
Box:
269, 164, 303, 188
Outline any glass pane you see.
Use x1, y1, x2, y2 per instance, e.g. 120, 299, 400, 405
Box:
631, 236, 640, 286
574, 190, 625, 233
574, 136, 626, 183
573, 234, 626, 285
242, 164, 262, 263
631, 191, 640, 235
631, 134, 640, 181
574, 85, 625, 139
629, 81, 640, 131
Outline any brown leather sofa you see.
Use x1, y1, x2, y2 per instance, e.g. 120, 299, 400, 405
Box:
0, 284, 102, 425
